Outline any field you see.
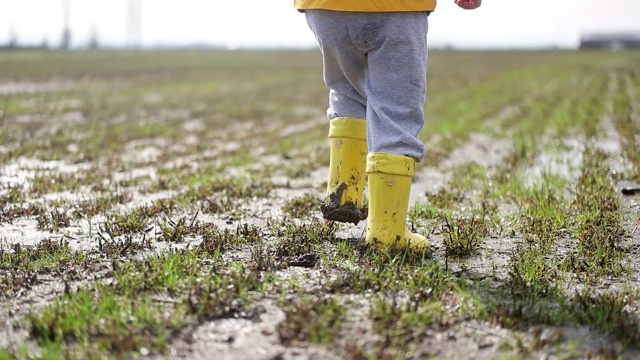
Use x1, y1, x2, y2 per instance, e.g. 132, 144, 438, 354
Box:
0, 49, 639, 359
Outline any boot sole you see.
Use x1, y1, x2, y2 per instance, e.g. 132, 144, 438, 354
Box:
321, 203, 367, 225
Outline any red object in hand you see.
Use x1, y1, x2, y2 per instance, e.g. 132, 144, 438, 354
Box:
455, 0, 482, 10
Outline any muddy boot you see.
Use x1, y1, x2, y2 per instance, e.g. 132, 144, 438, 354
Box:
365, 152, 430, 252
321, 117, 368, 224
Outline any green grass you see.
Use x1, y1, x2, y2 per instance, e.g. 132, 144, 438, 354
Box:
0, 239, 87, 274
277, 294, 346, 345
0, 239, 90, 299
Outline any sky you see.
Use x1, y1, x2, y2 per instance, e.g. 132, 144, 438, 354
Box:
0, 0, 639, 50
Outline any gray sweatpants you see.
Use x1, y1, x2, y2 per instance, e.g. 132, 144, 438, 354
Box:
305, 10, 429, 161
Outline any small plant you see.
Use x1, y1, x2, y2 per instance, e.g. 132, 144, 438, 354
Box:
198, 223, 263, 256
518, 185, 569, 248
277, 295, 346, 346
248, 241, 281, 272
568, 147, 628, 277
97, 233, 149, 258
506, 244, 557, 299
409, 201, 439, 222
441, 214, 487, 258
157, 214, 198, 243
101, 209, 150, 238
274, 218, 336, 244
572, 291, 640, 347
0, 238, 89, 297
35, 208, 72, 232
569, 211, 627, 277
0, 185, 25, 209
282, 193, 321, 218
138, 199, 177, 217
202, 196, 236, 214
185, 264, 263, 322
200, 175, 273, 199
27, 288, 187, 356
274, 234, 318, 268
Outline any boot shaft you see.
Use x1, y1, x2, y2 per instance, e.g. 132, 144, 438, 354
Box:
322, 117, 367, 224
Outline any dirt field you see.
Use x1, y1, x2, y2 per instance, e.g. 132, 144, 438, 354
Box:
1, 49, 639, 359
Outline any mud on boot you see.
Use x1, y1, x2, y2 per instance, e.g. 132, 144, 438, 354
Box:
322, 117, 368, 224
321, 183, 367, 224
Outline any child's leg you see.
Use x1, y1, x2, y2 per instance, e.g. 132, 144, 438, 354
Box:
304, 10, 367, 120
360, 12, 429, 161
341, 12, 430, 251
308, 10, 429, 160
305, 10, 369, 223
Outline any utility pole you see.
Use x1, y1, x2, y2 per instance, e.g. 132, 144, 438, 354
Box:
60, 0, 71, 50
127, 0, 142, 49
8, 27, 18, 49
88, 25, 99, 50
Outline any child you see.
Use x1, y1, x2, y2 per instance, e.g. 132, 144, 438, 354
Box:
295, 0, 482, 251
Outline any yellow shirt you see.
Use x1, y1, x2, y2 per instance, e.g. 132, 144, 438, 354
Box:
294, 0, 437, 12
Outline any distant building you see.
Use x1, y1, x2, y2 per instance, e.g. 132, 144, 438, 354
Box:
580, 32, 640, 50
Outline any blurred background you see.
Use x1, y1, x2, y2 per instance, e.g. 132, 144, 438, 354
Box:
1, 0, 639, 51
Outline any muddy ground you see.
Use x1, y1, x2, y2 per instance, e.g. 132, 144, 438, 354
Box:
1, 50, 640, 360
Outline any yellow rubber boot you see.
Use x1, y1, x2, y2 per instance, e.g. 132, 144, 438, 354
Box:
365, 152, 430, 252
321, 117, 368, 224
